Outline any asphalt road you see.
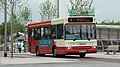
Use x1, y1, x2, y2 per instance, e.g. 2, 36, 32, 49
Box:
0, 51, 120, 67
0, 60, 120, 67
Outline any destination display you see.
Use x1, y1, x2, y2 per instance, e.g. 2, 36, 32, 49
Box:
68, 17, 93, 22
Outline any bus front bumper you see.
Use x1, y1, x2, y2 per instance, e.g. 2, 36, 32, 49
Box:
56, 47, 97, 55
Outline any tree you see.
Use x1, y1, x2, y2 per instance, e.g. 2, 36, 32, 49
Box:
14, 6, 32, 34
0, 0, 31, 57
0, 0, 28, 16
0, 21, 25, 36
0, 0, 31, 33
0, 24, 4, 39
17, 5, 32, 25
98, 20, 120, 25
0, 37, 4, 45
39, 0, 57, 21
21, 6, 32, 25
68, 0, 94, 16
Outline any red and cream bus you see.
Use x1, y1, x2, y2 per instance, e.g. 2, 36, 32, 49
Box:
28, 15, 97, 58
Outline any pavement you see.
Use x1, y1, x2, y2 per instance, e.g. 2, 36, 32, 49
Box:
86, 52, 120, 59
0, 51, 77, 65
0, 51, 120, 65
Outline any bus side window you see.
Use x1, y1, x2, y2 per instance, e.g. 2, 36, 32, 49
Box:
41, 27, 51, 39
34, 29, 38, 39
42, 34, 47, 39
57, 24, 63, 39
41, 27, 46, 39
45, 27, 51, 39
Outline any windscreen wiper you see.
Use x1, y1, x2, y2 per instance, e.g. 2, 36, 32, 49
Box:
73, 34, 79, 41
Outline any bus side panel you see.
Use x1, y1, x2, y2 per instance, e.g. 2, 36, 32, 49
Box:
56, 47, 67, 54
38, 39, 53, 54
54, 39, 66, 54
39, 46, 52, 54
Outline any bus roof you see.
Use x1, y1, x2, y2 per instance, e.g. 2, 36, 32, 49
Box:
28, 20, 51, 28
28, 18, 67, 28
28, 16, 95, 28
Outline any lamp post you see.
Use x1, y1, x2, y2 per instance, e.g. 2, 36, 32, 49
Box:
4, 0, 7, 57
10, 0, 14, 58
57, 0, 59, 18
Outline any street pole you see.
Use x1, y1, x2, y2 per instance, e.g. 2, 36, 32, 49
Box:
11, 0, 14, 58
57, 0, 59, 18
11, 16, 13, 58
4, 0, 7, 57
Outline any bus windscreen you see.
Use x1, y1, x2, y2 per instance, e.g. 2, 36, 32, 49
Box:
65, 24, 96, 40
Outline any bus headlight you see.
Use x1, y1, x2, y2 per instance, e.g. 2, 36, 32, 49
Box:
92, 46, 96, 48
67, 47, 72, 49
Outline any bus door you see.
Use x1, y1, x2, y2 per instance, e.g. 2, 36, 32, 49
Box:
28, 28, 38, 53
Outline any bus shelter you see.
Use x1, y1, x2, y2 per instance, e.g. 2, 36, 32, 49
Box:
96, 25, 120, 51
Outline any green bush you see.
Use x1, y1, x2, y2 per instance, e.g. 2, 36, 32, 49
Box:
0, 38, 4, 45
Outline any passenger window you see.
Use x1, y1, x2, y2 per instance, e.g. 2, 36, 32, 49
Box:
41, 27, 51, 39
34, 28, 41, 39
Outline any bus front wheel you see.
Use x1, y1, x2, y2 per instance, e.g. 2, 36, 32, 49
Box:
79, 53, 86, 58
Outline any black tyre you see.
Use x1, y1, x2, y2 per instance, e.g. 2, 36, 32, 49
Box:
57, 54, 65, 58
36, 47, 40, 56
53, 47, 57, 57
79, 53, 86, 58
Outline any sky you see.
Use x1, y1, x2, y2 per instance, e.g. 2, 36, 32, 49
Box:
0, 0, 120, 23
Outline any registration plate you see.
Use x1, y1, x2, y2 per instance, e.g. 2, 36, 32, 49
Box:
79, 50, 86, 53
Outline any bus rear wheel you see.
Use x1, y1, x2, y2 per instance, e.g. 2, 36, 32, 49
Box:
36, 47, 45, 56
57, 54, 65, 57
36, 47, 40, 56
79, 53, 86, 58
